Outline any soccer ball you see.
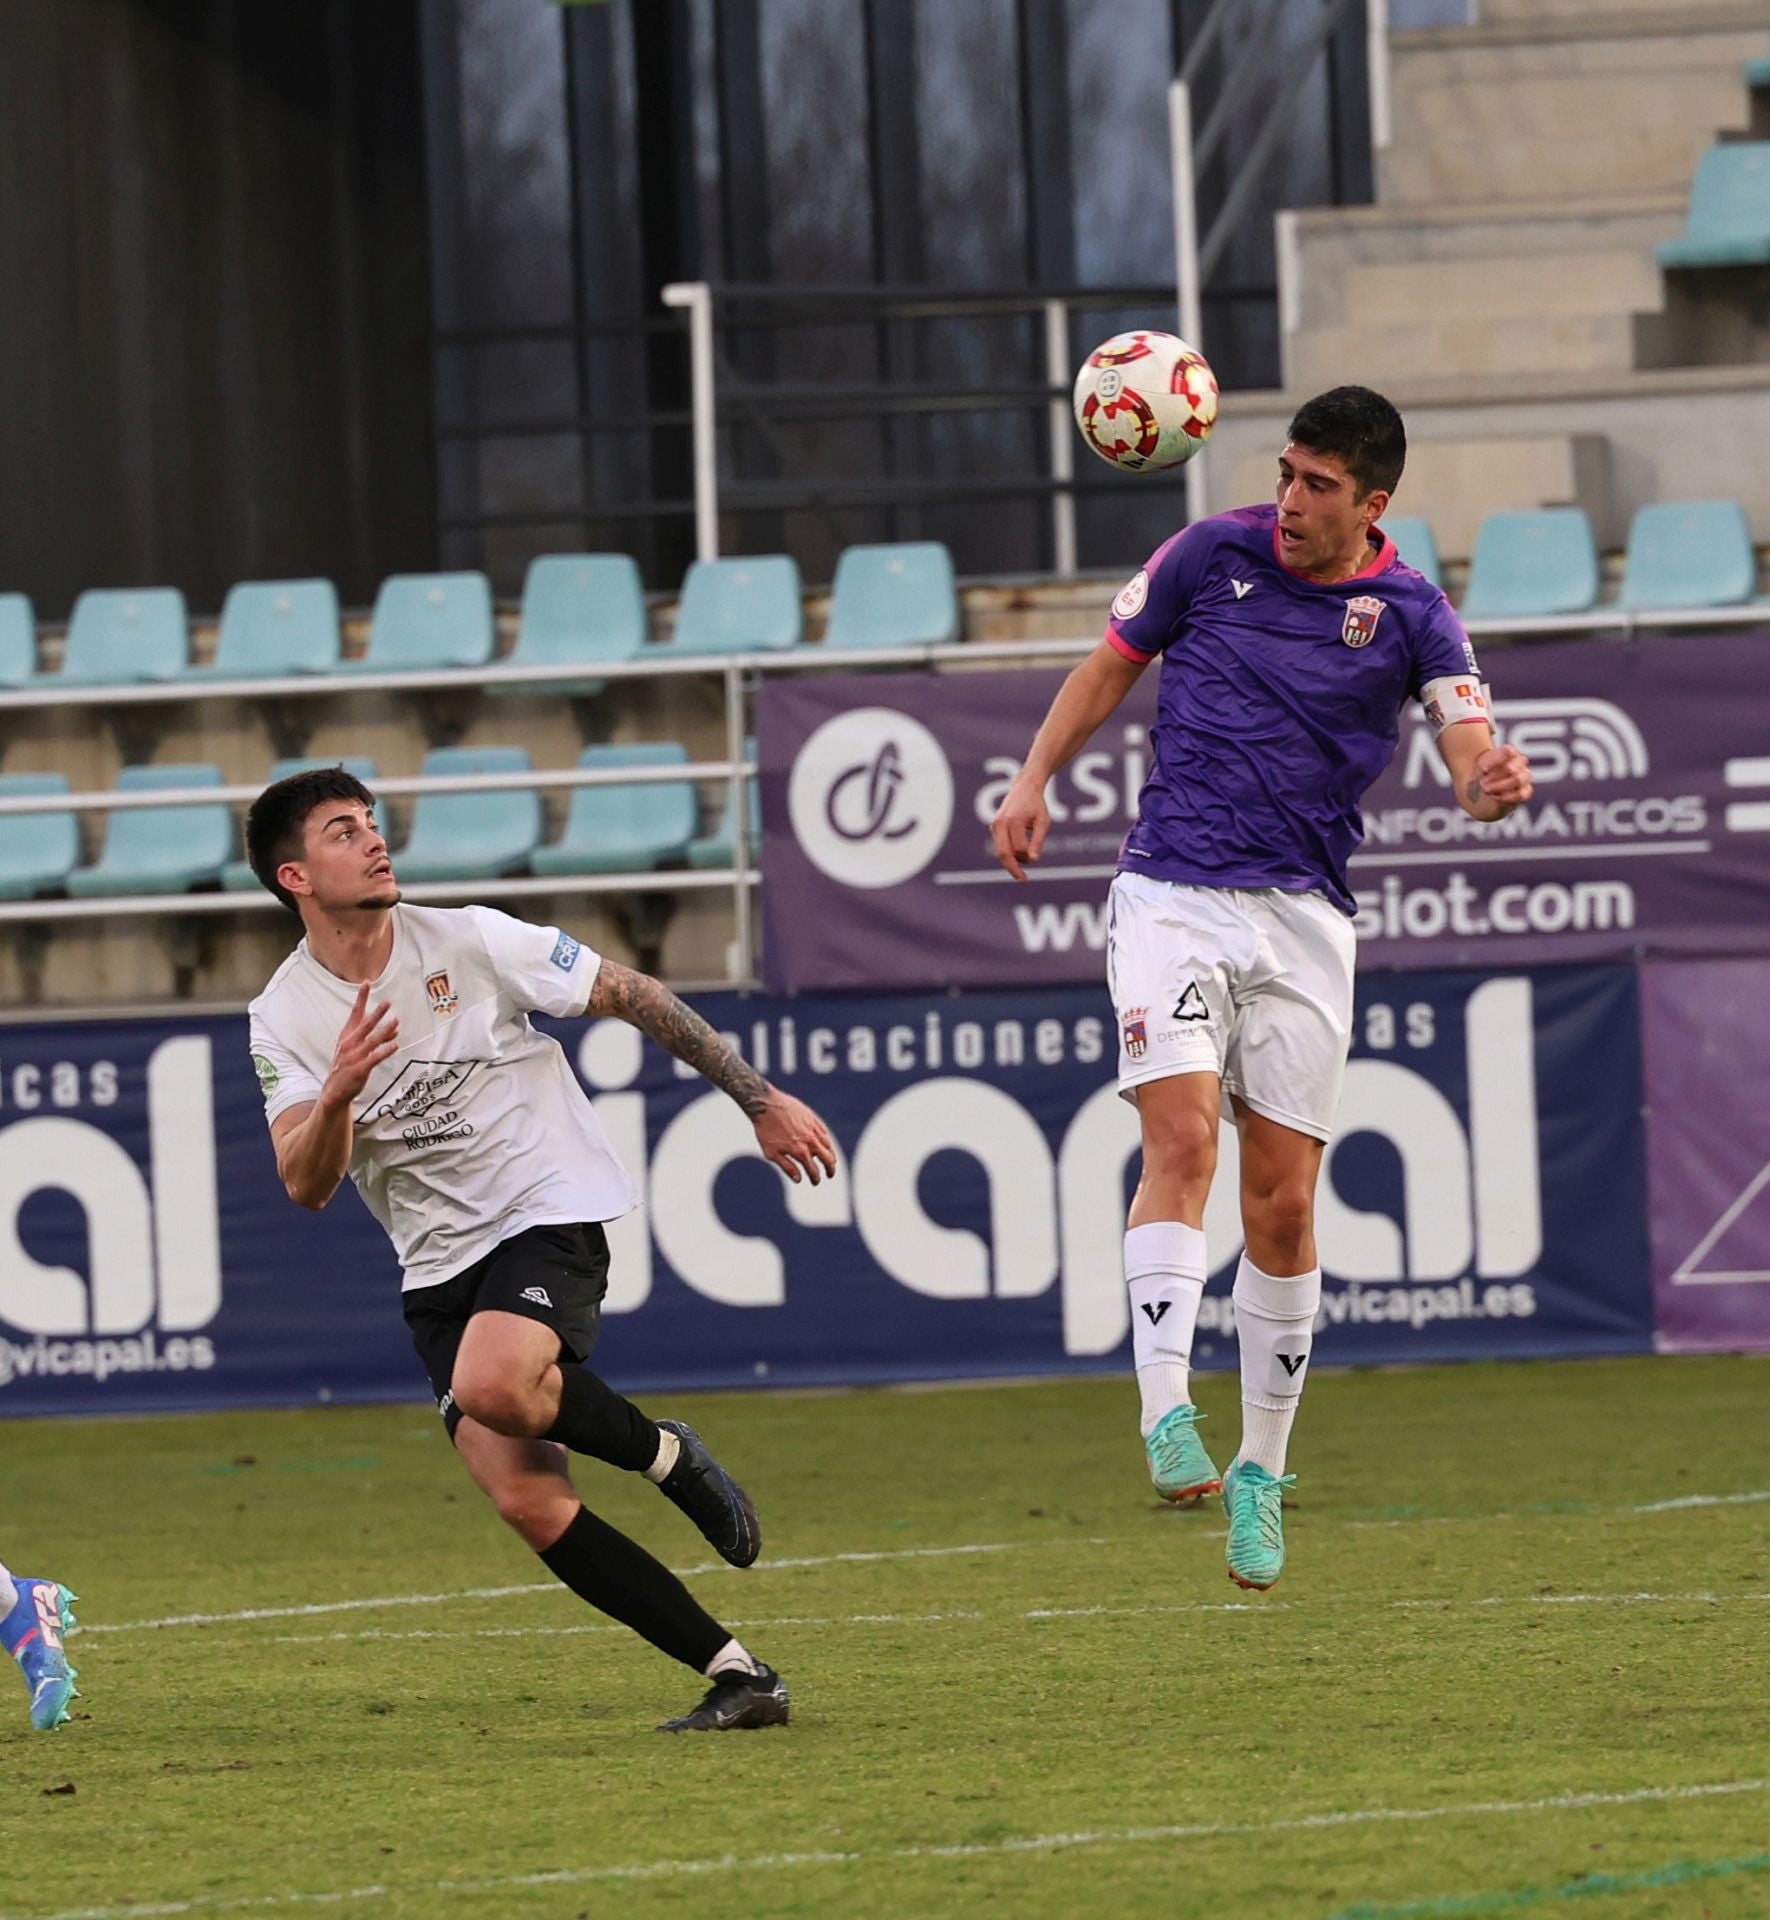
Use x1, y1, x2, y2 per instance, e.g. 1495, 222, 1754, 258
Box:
1072, 331, 1218, 473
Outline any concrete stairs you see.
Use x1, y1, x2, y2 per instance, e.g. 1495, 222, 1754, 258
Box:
1263, 3, 1770, 560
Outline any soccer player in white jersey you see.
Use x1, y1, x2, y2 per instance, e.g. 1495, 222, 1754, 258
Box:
244, 766, 837, 1731
991, 387, 1533, 1589
0, 1558, 78, 1729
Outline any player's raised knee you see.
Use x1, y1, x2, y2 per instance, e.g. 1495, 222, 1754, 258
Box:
1140, 1096, 1218, 1182
1243, 1180, 1315, 1268
450, 1372, 547, 1437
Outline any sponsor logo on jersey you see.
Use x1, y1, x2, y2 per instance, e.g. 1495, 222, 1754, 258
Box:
1112, 569, 1150, 621
550, 933, 581, 973
1342, 595, 1385, 648
1121, 1007, 1148, 1060
252, 1052, 278, 1100
424, 970, 458, 1016
1230, 578, 1254, 600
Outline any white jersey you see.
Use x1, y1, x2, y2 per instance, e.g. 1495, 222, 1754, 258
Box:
248, 902, 639, 1291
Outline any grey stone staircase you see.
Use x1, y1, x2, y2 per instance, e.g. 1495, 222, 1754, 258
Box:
1250, 2, 1770, 560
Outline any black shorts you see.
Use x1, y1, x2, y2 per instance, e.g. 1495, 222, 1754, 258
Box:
402, 1221, 611, 1440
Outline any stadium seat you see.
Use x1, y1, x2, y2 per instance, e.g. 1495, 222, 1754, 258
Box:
56, 588, 189, 684
1657, 143, 1770, 268
1458, 509, 1600, 621
222, 757, 381, 891
0, 773, 79, 899
667, 556, 803, 654
185, 579, 342, 679
0, 595, 36, 686
389, 746, 540, 882
823, 542, 960, 649
1381, 518, 1442, 588
687, 738, 761, 869
494, 554, 647, 697
66, 764, 231, 897
1619, 501, 1759, 612
347, 572, 495, 673
532, 743, 697, 876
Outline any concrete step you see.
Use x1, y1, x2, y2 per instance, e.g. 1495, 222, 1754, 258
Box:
1382, 16, 1763, 205
1479, 0, 1769, 23
1283, 196, 1687, 329
1203, 361, 1770, 560
1337, 251, 1666, 328
1285, 312, 1642, 392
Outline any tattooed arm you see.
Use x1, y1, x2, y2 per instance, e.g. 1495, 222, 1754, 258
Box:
585, 959, 837, 1182
1437, 720, 1533, 824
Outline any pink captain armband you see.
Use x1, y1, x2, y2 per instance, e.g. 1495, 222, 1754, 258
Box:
1419, 675, 1491, 734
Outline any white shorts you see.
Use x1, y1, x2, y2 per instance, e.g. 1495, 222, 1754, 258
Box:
1107, 872, 1357, 1141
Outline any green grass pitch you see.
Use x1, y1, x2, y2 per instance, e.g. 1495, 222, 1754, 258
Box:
3, 1354, 1768, 1919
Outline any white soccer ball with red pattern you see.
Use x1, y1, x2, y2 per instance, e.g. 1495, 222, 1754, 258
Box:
1072, 330, 1218, 473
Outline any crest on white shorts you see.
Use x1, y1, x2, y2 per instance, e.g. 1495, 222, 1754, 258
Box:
1342, 594, 1385, 648
1121, 1008, 1149, 1060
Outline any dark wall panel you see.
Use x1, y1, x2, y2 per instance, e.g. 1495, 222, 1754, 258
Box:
0, 0, 434, 617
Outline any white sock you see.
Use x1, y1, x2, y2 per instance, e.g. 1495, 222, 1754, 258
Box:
1126, 1220, 1207, 1436
0, 1562, 15, 1616
643, 1426, 681, 1484
705, 1636, 759, 1679
1232, 1254, 1320, 1476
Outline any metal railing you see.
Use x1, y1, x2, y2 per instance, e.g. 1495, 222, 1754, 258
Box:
3, 601, 1766, 963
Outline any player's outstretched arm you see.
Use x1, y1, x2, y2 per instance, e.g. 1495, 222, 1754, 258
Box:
271, 982, 400, 1209
991, 637, 1147, 880
1438, 722, 1533, 823
587, 959, 837, 1185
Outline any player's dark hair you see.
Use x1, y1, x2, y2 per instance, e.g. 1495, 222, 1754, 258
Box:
246, 766, 378, 914
1286, 386, 1406, 500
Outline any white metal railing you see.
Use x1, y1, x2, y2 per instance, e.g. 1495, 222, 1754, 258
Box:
1, 604, 1764, 951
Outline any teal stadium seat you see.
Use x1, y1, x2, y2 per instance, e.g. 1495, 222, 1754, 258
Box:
349, 573, 495, 673
824, 542, 960, 649
1382, 518, 1442, 588
532, 743, 696, 876
1750, 56, 1770, 90
223, 757, 381, 891
1657, 142, 1770, 268
668, 556, 803, 654
390, 746, 540, 882
66, 764, 230, 897
0, 595, 36, 686
687, 738, 760, 870
1619, 501, 1758, 611
1458, 509, 1600, 621
496, 554, 647, 697
186, 579, 341, 679
0, 773, 79, 900
57, 588, 188, 684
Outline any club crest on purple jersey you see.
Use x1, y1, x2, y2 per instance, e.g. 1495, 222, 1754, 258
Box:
1342, 594, 1385, 648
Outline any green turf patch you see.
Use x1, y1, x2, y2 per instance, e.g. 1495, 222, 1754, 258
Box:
3, 1354, 1768, 1919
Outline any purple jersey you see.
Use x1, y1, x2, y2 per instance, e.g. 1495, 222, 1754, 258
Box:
1108, 502, 1480, 914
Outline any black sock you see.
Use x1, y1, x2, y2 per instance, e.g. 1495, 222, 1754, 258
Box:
538, 1505, 728, 1672
543, 1365, 660, 1471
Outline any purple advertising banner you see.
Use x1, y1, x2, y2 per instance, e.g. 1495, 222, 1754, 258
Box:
757, 631, 1770, 992
1643, 958, 1770, 1353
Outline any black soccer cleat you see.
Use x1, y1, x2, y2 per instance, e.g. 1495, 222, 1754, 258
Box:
658, 1663, 789, 1733
656, 1419, 762, 1568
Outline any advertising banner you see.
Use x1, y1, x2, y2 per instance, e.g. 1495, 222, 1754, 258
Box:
756, 632, 1770, 992
1642, 958, 1770, 1353
0, 966, 1649, 1419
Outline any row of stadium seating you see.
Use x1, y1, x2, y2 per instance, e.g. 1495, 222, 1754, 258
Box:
1657, 133, 1770, 272
0, 745, 760, 902
1388, 501, 1768, 622
2, 501, 1763, 706
0, 543, 961, 691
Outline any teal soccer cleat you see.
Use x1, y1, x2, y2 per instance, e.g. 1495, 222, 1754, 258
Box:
1, 1579, 79, 1730
1223, 1459, 1294, 1590
1144, 1404, 1221, 1503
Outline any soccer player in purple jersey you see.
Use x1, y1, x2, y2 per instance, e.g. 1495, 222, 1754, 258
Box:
991, 387, 1532, 1590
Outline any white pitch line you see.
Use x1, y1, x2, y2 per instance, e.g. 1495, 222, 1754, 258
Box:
74, 1539, 1079, 1639
70, 1490, 1770, 1641
268, 1588, 1770, 1647
6, 1778, 1765, 1920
